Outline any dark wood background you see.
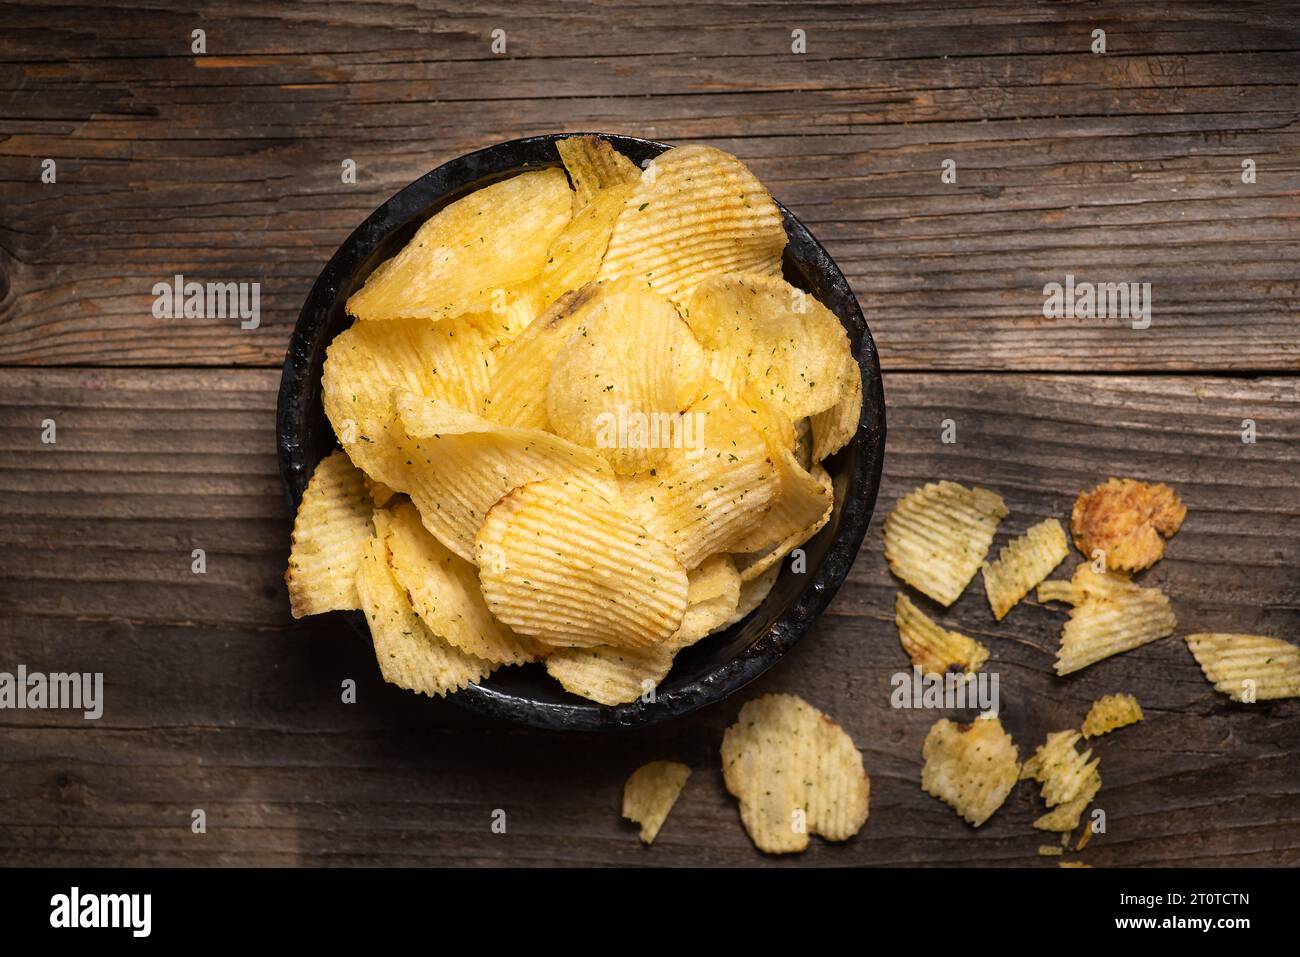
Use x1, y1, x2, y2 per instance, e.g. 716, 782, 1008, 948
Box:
1, 1, 1297, 867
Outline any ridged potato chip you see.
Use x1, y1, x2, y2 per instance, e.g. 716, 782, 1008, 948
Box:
668, 554, 741, 649
1034, 771, 1101, 833
810, 362, 863, 461
345, 168, 572, 322
884, 481, 1008, 606
921, 715, 1020, 827
1071, 477, 1186, 572
1185, 633, 1300, 701
536, 184, 636, 308
720, 562, 781, 630
622, 760, 691, 844
1020, 731, 1099, 807
286, 450, 373, 618
355, 531, 494, 696
1055, 582, 1176, 675
476, 479, 689, 648
545, 644, 675, 705
982, 518, 1070, 620
722, 693, 870, 854
384, 501, 540, 665
1082, 693, 1144, 737
684, 273, 852, 421
599, 145, 787, 301
731, 463, 832, 584
1037, 562, 1138, 606
895, 593, 989, 676
557, 135, 642, 210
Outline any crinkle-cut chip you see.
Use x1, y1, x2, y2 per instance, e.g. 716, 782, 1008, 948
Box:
364, 475, 396, 508
811, 363, 862, 462
920, 715, 1020, 827
895, 593, 989, 676
684, 273, 852, 421
536, 183, 636, 308
476, 479, 689, 649
1033, 771, 1101, 833
721, 693, 870, 854
1070, 477, 1187, 572
546, 284, 710, 475
720, 562, 781, 630
1037, 562, 1137, 606
545, 644, 675, 705
355, 533, 494, 696
345, 168, 572, 322
598, 145, 787, 302
480, 283, 606, 429
622, 760, 691, 844
883, 481, 1008, 607
1185, 633, 1300, 701
462, 281, 547, 345
1055, 583, 1176, 675
321, 312, 498, 484
557, 135, 642, 210
1020, 731, 1099, 807
285, 450, 373, 618
1082, 693, 1144, 738
668, 554, 741, 649
731, 465, 832, 584
391, 392, 616, 562
794, 417, 814, 470
383, 501, 540, 665
618, 391, 779, 570
983, 518, 1070, 620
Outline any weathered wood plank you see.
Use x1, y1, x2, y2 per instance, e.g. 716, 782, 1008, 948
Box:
1, 367, 1295, 866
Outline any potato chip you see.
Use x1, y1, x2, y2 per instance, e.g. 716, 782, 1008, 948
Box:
622, 760, 691, 844
1070, 478, 1186, 572
1058, 861, 1092, 868
721, 693, 870, 853
1034, 770, 1101, 833
1020, 730, 1099, 807
392, 392, 616, 562
810, 362, 863, 461
982, 518, 1069, 620
618, 391, 779, 570
1038, 845, 1064, 857
533, 183, 636, 309
546, 284, 710, 475
731, 463, 831, 584
345, 168, 572, 322
1036, 562, 1137, 606
895, 593, 989, 676
1185, 633, 1300, 701
364, 475, 396, 508
1082, 693, 1144, 737
286, 450, 373, 618
355, 532, 494, 695
599, 145, 787, 301
1055, 582, 1176, 675
476, 479, 688, 648
668, 554, 741, 649
920, 715, 1020, 827
545, 644, 675, 705
383, 501, 540, 665
557, 135, 642, 210
794, 417, 814, 470
720, 562, 781, 630
883, 481, 1008, 607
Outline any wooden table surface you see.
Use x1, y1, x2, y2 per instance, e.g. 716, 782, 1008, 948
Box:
2, 1, 1297, 867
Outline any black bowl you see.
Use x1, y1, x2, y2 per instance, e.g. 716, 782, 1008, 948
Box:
277, 133, 886, 731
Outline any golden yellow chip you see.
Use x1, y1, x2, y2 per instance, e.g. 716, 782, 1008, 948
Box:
1034, 770, 1101, 833
731, 463, 832, 584
545, 644, 675, 706
598, 145, 787, 301
618, 391, 779, 570
345, 168, 572, 322
668, 554, 741, 649
895, 593, 989, 676
720, 562, 781, 630
476, 479, 688, 648
392, 392, 616, 562
285, 450, 373, 618
1038, 845, 1064, 857
982, 518, 1070, 620
1185, 633, 1300, 701
1020, 730, 1099, 807
721, 693, 870, 854
622, 760, 691, 844
546, 284, 709, 475
534, 184, 636, 308
1082, 693, 1144, 737
1070, 477, 1186, 571
921, 715, 1020, 827
383, 501, 540, 665
810, 362, 862, 461
363, 475, 396, 508
1036, 562, 1136, 605
1055, 582, 1176, 675
557, 135, 642, 210
794, 417, 814, 469
355, 532, 494, 696
883, 481, 1008, 607
684, 274, 852, 421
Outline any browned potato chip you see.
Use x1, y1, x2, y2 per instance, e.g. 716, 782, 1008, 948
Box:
545, 644, 675, 705
895, 593, 989, 676
1071, 478, 1186, 572
1082, 693, 1144, 738
285, 450, 373, 618
622, 760, 691, 844
1185, 633, 1300, 701
982, 518, 1069, 620
921, 715, 1020, 827
721, 693, 870, 853
884, 481, 1008, 606
557, 135, 641, 210
1055, 581, 1176, 675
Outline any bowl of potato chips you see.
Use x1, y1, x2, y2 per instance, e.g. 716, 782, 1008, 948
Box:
278, 133, 886, 729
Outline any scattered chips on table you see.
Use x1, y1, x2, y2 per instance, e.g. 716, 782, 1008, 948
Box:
982, 518, 1069, 620
1070, 478, 1186, 572
285, 450, 373, 618
1082, 693, 1144, 738
1185, 633, 1300, 701
884, 481, 1008, 606
722, 693, 870, 853
622, 760, 691, 844
895, 593, 989, 677
921, 715, 1020, 827
1054, 580, 1176, 675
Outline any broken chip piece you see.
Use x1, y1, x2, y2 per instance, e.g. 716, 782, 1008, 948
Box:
895, 593, 989, 677
983, 518, 1069, 620
1185, 633, 1300, 701
622, 760, 691, 844
921, 715, 1020, 827
884, 481, 1008, 606
1081, 693, 1144, 738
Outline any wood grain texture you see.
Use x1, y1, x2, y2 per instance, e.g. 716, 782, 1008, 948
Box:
1, 1, 1297, 369
1, 367, 1296, 866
